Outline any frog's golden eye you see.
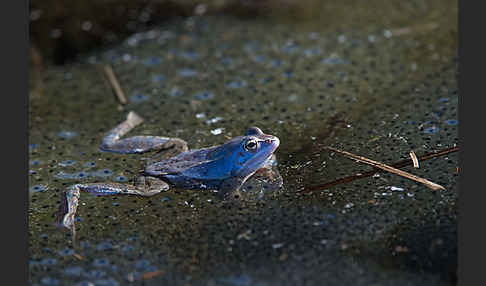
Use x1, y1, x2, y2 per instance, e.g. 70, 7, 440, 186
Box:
244, 139, 258, 151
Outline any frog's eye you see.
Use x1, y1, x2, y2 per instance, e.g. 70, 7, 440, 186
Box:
244, 139, 258, 152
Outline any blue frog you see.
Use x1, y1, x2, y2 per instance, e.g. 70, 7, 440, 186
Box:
59, 111, 282, 232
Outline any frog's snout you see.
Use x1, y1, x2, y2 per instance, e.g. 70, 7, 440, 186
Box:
264, 135, 280, 151
272, 137, 280, 148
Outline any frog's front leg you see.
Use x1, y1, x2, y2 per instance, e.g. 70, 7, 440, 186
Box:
220, 154, 283, 201
58, 176, 168, 232
99, 111, 188, 155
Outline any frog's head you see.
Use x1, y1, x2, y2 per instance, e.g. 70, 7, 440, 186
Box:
228, 127, 280, 179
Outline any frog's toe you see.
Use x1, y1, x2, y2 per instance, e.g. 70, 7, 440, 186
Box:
58, 213, 75, 231
126, 111, 144, 126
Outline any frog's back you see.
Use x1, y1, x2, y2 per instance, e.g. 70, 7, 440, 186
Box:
152, 146, 233, 189
144, 147, 217, 176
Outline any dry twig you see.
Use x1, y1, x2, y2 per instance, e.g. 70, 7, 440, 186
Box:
141, 270, 164, 280
299, 146, 457, 194
102, 65, 127, 104
324, 146, 445, 191
409, 150, 419, 168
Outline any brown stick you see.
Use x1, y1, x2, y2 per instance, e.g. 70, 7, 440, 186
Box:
325, 146, 445, 190
102, 65, 127, 104
141, 270, 164, 280
409, 150, 419, 168
298, 146, 458, 194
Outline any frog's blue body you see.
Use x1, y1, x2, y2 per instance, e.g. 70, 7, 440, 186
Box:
59, 111, 281, 233
145, 132, 279, 190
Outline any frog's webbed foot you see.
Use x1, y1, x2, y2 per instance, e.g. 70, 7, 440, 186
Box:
247, 154, 283, 192
57, 177, 169, 233
218, 177, 245, 199
133, 176, 170, 195
99, 111, 188, 155
220, 164, 283, 201
251, 165, 283, 187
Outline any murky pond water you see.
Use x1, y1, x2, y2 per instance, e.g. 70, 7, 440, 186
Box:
29, 2, 457, 285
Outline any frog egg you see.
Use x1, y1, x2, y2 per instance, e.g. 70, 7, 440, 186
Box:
57, 248, 75, 256
91, 169, 113, 178
84, 269, 106, 278
178, 51, 199, 61
55, 171, 89, 180
217, 275, 252, 286
178, 68, 198, 77
134, 259, 151, 270
39, 258, 58, 265
221, 58, 233, 67
58, 160, 76, 167
194, 91, 214, 100
113, 175, 127, 182
83, 161, 96, 168
29, 143, 39, 152
64, 266, 84, 276
30, 184, 48, 193
252, 55, 265, 63
93, 278, 119, 286
151, 74, 165, 83
168, 87, 184, 97
243, 42, 259, 53
96, 241, 114, 251
282, 70, 293, 78
424, 126, 439, 134
74, 281, 96, 286
269, 59, 282, 68
80, 241, 91, 249
40, 277, 60, 286
77, 172, 90, 179
226, 80, 247, 89
93, 258, 110, 267
129, 93, 149, 103
445, 119, 458, 125
303, 47, 322, 57
30, 159, 41, 166
57, 130, 77, 139
142, 57, 161, 66
121, 245, 134, 252
322, 56, 347, 65
439, 97, 450, 102
281, 42, 299, 53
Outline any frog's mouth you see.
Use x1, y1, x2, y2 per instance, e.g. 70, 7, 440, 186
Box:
238, 136, 280, 178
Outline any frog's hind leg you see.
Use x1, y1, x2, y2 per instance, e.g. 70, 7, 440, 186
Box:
58, 177, 168, 232
99, 111, 188, 154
